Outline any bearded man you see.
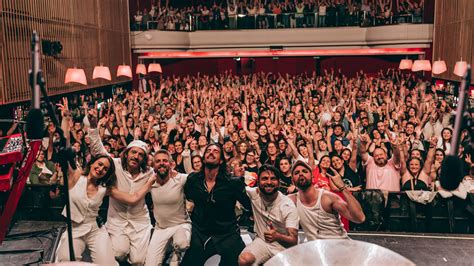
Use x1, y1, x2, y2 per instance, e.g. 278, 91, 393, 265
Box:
238, 164, 299, 266
89, 112, 154, 265
142, 149, 191, 265
288, 160, 365, 240
181, 143, 252, 266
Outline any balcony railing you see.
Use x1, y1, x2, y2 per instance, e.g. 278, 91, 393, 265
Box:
132, 11, 423, 32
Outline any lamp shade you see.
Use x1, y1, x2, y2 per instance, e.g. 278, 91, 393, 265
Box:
399, 59, 413, 70
453, 60, 468, 77
432, 60, 447, 75
136, 64, 147, 75
412, 60, 431, 72
65, 68, 87, 85
117, 65, 132, 78
148, 63, 162, 73
92, 65, 112, 80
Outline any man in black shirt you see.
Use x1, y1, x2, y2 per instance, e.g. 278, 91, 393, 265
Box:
181, 143, 252, 266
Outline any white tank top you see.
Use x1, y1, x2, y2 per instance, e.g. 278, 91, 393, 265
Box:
63, 175, 106, 225
296, 189, 348, 240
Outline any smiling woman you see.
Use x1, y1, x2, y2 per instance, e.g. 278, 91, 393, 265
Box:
55, 155, 117, 264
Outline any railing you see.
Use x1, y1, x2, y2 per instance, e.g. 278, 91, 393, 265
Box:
132, 11, 422, 32
13, 185, 473, 234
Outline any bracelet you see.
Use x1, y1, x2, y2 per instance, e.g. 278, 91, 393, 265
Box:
338, 184, 348, 192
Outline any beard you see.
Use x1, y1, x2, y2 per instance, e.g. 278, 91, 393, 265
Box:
259, 184, 278, 195
155, 165, 169, 179
374, 158, 387, 167
295, 177, 312, 190
204, 161, 220, 169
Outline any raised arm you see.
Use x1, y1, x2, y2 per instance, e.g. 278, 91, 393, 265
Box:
326, 171, 366, 223
87, 110, 109, 156
423, 136, 437, 174
358, 133, 370, 164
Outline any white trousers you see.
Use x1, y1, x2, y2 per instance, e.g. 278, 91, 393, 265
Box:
56, 225, 117, 265
107, 224, 151, 265
145, 223, 192, 266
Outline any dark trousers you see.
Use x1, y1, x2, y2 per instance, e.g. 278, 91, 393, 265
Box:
181, 228, 245, 266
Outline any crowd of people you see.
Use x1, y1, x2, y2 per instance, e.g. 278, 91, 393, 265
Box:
131, 0, 426, 31
22, 67, 473, 264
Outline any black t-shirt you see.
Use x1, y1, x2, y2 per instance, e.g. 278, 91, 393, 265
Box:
184, 170, 251, 235
342, 164, 362, 188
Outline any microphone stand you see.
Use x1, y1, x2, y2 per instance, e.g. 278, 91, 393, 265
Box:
449, 65, 471, 156
29, 31, 76, 261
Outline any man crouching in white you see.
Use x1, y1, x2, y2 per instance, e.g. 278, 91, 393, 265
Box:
238, 164, 299, 265
145, 149, 191, 265
288, 160, 365, 240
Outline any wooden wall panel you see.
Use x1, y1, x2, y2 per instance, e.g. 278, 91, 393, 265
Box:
0, 0, 131, 104
433, 0, 474, 83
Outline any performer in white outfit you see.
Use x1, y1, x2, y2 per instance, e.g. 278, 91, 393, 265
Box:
239, 164, 299, 266
144, 149, 191, 266
288, 160, 365, 240
56, 154, 117, 264
88, 112, 155, 264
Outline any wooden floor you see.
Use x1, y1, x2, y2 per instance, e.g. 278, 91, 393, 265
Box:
1, 221, 473, 265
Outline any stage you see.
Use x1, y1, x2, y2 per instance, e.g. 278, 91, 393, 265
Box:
0, 221, 473, 265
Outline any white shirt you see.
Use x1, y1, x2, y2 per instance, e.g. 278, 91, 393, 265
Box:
89, 128, 154, 232
150, 173, 190, 229
245, 187, 299, 249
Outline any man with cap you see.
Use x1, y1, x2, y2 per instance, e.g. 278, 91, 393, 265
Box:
238, 164, 299, 266
288, 160, 365, 240
89, 113, 154, 265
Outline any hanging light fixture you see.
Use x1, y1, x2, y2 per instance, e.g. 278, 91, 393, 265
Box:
92, 65, 112, 80
117, 65, 133, 78
65, 67, 87, 85
432, 59, 447, 75
116, 18, 132, 78
148, 63, 162, 73
64, 5, 87, 85
92, 21, 111, 81
136, 63, 147, 75
453, 58, 468, 77
399, 59, 413, 70
412, 59, 431, 72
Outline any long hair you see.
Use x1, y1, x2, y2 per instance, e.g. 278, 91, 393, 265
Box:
202, 143, 229, 178
121, 147, 149, 173
83, 154, 116, 188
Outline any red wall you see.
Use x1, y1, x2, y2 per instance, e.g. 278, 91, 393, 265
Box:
138, 56, 404, 77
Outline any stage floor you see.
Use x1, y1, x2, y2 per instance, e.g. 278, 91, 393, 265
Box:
1, 221, 473, 265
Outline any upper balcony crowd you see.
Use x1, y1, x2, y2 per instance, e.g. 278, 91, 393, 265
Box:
131, 0, 426, 31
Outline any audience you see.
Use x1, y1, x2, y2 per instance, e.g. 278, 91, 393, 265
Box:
24, 67, 472, 196
131, 0, 427, 31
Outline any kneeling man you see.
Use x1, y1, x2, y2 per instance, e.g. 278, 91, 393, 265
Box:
239, 164, 299, 265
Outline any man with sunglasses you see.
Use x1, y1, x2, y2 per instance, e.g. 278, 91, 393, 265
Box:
181, 143, 252, 266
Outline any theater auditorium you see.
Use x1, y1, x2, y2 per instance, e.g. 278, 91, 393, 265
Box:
0, 0, 473, 265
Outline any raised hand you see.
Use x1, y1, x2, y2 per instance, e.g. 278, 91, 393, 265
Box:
327, 167, 346, 190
